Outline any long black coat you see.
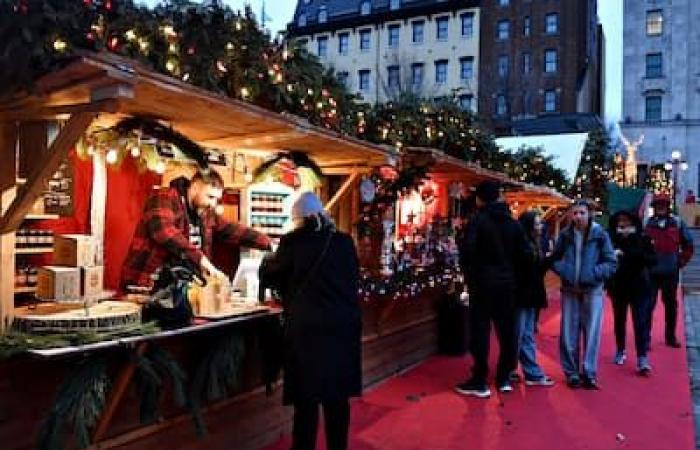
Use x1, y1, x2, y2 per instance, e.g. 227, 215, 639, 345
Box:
607, 212, 657, 298
259, 224, 362, 405
516, 237, 548, 309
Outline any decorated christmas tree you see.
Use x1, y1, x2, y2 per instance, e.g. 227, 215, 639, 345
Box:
572, 127, 614, 208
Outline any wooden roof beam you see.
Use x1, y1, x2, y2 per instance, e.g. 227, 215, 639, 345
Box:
0, 98, 121, 121
0, 112, 97, 233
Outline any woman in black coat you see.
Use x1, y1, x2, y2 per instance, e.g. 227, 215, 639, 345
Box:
607, 210, 657, 375
512, 211, 554, 386
260, 192, 361, 450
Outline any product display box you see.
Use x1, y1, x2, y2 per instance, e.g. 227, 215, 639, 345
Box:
81, 265, 104, 297
36, 266, 80, 301
53, 234, 100, 267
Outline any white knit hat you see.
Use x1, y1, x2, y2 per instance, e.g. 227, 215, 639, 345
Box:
292, 191, 326, 220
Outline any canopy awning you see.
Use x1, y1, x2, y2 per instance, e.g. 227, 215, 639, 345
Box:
495, 132, 590, 181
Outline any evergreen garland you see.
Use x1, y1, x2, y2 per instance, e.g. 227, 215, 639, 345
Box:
189, 333, 245, 435
135, 345, 188, 425
36, 356, 110, 450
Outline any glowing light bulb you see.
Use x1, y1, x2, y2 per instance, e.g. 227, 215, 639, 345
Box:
155, 161, 166, 174
130, 146, 140, 158
106, 148, 119, 164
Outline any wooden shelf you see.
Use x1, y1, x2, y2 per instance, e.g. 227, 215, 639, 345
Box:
250, 211, 288, 217
15, 247, 53, 254
24, 214, 60, 220
14, 286, 36, 294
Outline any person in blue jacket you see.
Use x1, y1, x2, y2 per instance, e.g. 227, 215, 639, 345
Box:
551, 199, 617, 389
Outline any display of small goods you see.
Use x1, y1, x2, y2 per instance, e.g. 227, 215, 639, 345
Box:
44, 159, 74, 216
247, 181, 294, 239
15, 228, 55, 248
15, 265, 39, 289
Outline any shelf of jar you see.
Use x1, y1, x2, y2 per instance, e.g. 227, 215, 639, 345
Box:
15, 247, 54, 254
250, 211, 288, 217
14, 286, 37, 294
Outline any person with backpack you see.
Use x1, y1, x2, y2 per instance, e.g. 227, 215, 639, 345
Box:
607, 210, 657, 375
551, 199, 617, 389
455, 180, 530, 398
645, 194, 694, 348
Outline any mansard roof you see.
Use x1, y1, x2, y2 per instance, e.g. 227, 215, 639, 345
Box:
289, 0, 480, 36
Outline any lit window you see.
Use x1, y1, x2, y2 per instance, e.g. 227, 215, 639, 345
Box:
460, 57, 474, 81
544, 49, 558, 73
436, 17, 449, 41
545, 13, 559, 34
646, 53, 663, 78
498, 55, 509, 78
318, 6, 327, 24
412, 21, 425, 43
360, 1, 371, 16
544, 90, 556, 112
317, 36, 328, 58
435, 60, 448, 84
388, 25, 400, 47
646, 10, 663, 36
645, 96, 662, 121
497, 20, 510, 40
522, 52, 532, 74
390, 0, 400, 11
461, 13, 474, 38
523, 16, 531, 36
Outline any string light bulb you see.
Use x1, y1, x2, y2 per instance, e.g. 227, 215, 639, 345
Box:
106, 148, 119, 164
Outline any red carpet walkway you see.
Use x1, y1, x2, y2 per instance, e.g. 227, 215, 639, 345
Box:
263, 292, 694, 450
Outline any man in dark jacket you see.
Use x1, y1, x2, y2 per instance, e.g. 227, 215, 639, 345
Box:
455, 180, 530, 398
645, 194, 694, 347
121, 170, 271, 290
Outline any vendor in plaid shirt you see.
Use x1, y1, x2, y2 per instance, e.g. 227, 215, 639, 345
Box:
120, 170, 272, 290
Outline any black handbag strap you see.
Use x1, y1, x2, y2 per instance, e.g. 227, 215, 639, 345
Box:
290, 230, 334, 302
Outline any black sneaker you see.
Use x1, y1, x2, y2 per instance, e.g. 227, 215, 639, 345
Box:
455, 381, 491, 398
497, 381, 514, 393
566, 375, 581, 389
581, 377, 600, 390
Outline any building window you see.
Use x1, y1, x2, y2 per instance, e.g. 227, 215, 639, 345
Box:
435, 60, 448, 84
436, 17, 449, 41
387, 66, 400, 89
359, 69, 371, 91
497, 20, 510, 40
411, 63, 424, 87
412, 21, 425, 43
523, 16, 531, 37
297, 14, 306, 27
317, 36, 328, 58
496, 95, 507, 116
318, 6, 327, 24
522, 52, 532, 75
498, 0, 509, 6
645, 96, 662, 121
360, 29, 371, 51
338, 33, 349, 55
544, 90, 556, 112
337, 71, 349, 87
544, 49, 558, 73
297, 38, 308, 50
460, 57, 474, 81
522, 92, 532, 114
646, 53, 663, 78
360, 1, 371, 16
388, 25, 400, 47
390, 0, 400, 10
498, 55, 509, 78
545, 13, 559, 34
459, 94, 474, 111
646, 10, 663, 36
461, 13, 474, 38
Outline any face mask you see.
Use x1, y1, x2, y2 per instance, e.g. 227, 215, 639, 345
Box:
617, 226, 636, 237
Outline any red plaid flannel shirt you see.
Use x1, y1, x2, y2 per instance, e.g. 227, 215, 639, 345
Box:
120, 185, 271, 289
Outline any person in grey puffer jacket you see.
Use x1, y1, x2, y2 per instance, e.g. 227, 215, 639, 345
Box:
551, 199, 617, 390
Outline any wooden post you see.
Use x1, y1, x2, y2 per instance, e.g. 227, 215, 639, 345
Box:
325, 170, 359, 212
0, 112, 96, 233
0, 122, 17, 331
92, 342, 148, 443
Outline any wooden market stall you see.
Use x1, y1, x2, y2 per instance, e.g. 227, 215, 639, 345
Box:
0, 53, 570, 450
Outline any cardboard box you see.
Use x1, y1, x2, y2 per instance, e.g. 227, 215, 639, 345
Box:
53, 234, 100, 267
37, 266, 80, 301
81, 266, 104, 297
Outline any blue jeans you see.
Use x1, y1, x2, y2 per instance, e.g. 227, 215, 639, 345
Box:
516, 308, 546, 380
559, 288, 604, 380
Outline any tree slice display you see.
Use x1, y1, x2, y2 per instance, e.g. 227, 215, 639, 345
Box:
14, 301, 142, 334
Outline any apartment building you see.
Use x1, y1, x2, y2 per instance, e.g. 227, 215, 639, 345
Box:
288, 0, 481, 111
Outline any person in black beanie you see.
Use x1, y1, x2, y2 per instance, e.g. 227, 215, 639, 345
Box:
455, 180, 531, 398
